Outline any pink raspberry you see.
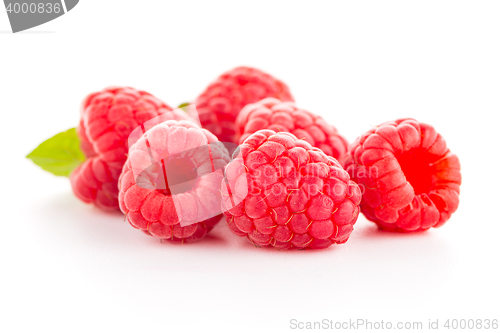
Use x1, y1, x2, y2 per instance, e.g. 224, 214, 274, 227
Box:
71, 87, 191, 211
221, 130, 361, 250
343, 118, 461, 232
118, 120, 231, 242
195, 67, 294, 144
236, 98, 348, 160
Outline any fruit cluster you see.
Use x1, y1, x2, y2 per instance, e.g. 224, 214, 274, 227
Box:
28, 66, 461, 250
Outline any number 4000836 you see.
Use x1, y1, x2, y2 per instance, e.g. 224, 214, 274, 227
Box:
6, 2, 61, 14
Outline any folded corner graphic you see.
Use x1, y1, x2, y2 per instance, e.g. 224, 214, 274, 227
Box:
64, 0, 77, 11
128, 105, 243, 227
4, 0, 79, 33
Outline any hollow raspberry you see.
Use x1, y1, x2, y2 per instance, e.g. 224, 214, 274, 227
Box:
118, 120, 231, 242
195, 67, 294, 144
71, 87, 191, 211
221, 130, 361, 250
236, 98, 348, 160
343, 118, 461, 232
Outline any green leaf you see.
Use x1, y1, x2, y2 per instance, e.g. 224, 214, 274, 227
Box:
177, 102, 191, 110
26, 128, 85, 177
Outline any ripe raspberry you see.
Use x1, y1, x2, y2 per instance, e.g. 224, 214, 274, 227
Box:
118, 120, 231, 242
195, 67, 294, 144
236, 98, 348, 160
221, 130, 361, 250
343, 118, 461, 232
71, 87, 191, 211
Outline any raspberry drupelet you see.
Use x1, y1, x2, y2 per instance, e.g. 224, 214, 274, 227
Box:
221, 130, 361, 250
236, 98, 348, 160
71, 87, 191, 211
118, 120, 231, 242
195, 67, 294, 144
343, 118, 461, 232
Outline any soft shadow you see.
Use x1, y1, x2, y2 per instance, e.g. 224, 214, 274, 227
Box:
235, 234, 339, 254
347, 220, 454, 286
37, 190, 230, 249
156, 232, 228, 247
355, 222, 432, 239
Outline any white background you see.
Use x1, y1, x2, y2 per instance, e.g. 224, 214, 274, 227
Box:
1, 1, 499, 332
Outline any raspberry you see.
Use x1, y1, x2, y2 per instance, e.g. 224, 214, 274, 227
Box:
343, 118, 461, 232
70, 87, 191, 211
236, 98, 348, 160
118, 120, 231, 242
195, 67, 294, 144
221, 130, 361, 250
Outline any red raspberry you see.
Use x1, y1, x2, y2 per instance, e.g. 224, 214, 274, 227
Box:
71, 87, 191, 211
118, 120, 231, 242
221, 130, 361, 250
195, 67, 294, 144
236, 98, 348, 160
343, 118, 461, 232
